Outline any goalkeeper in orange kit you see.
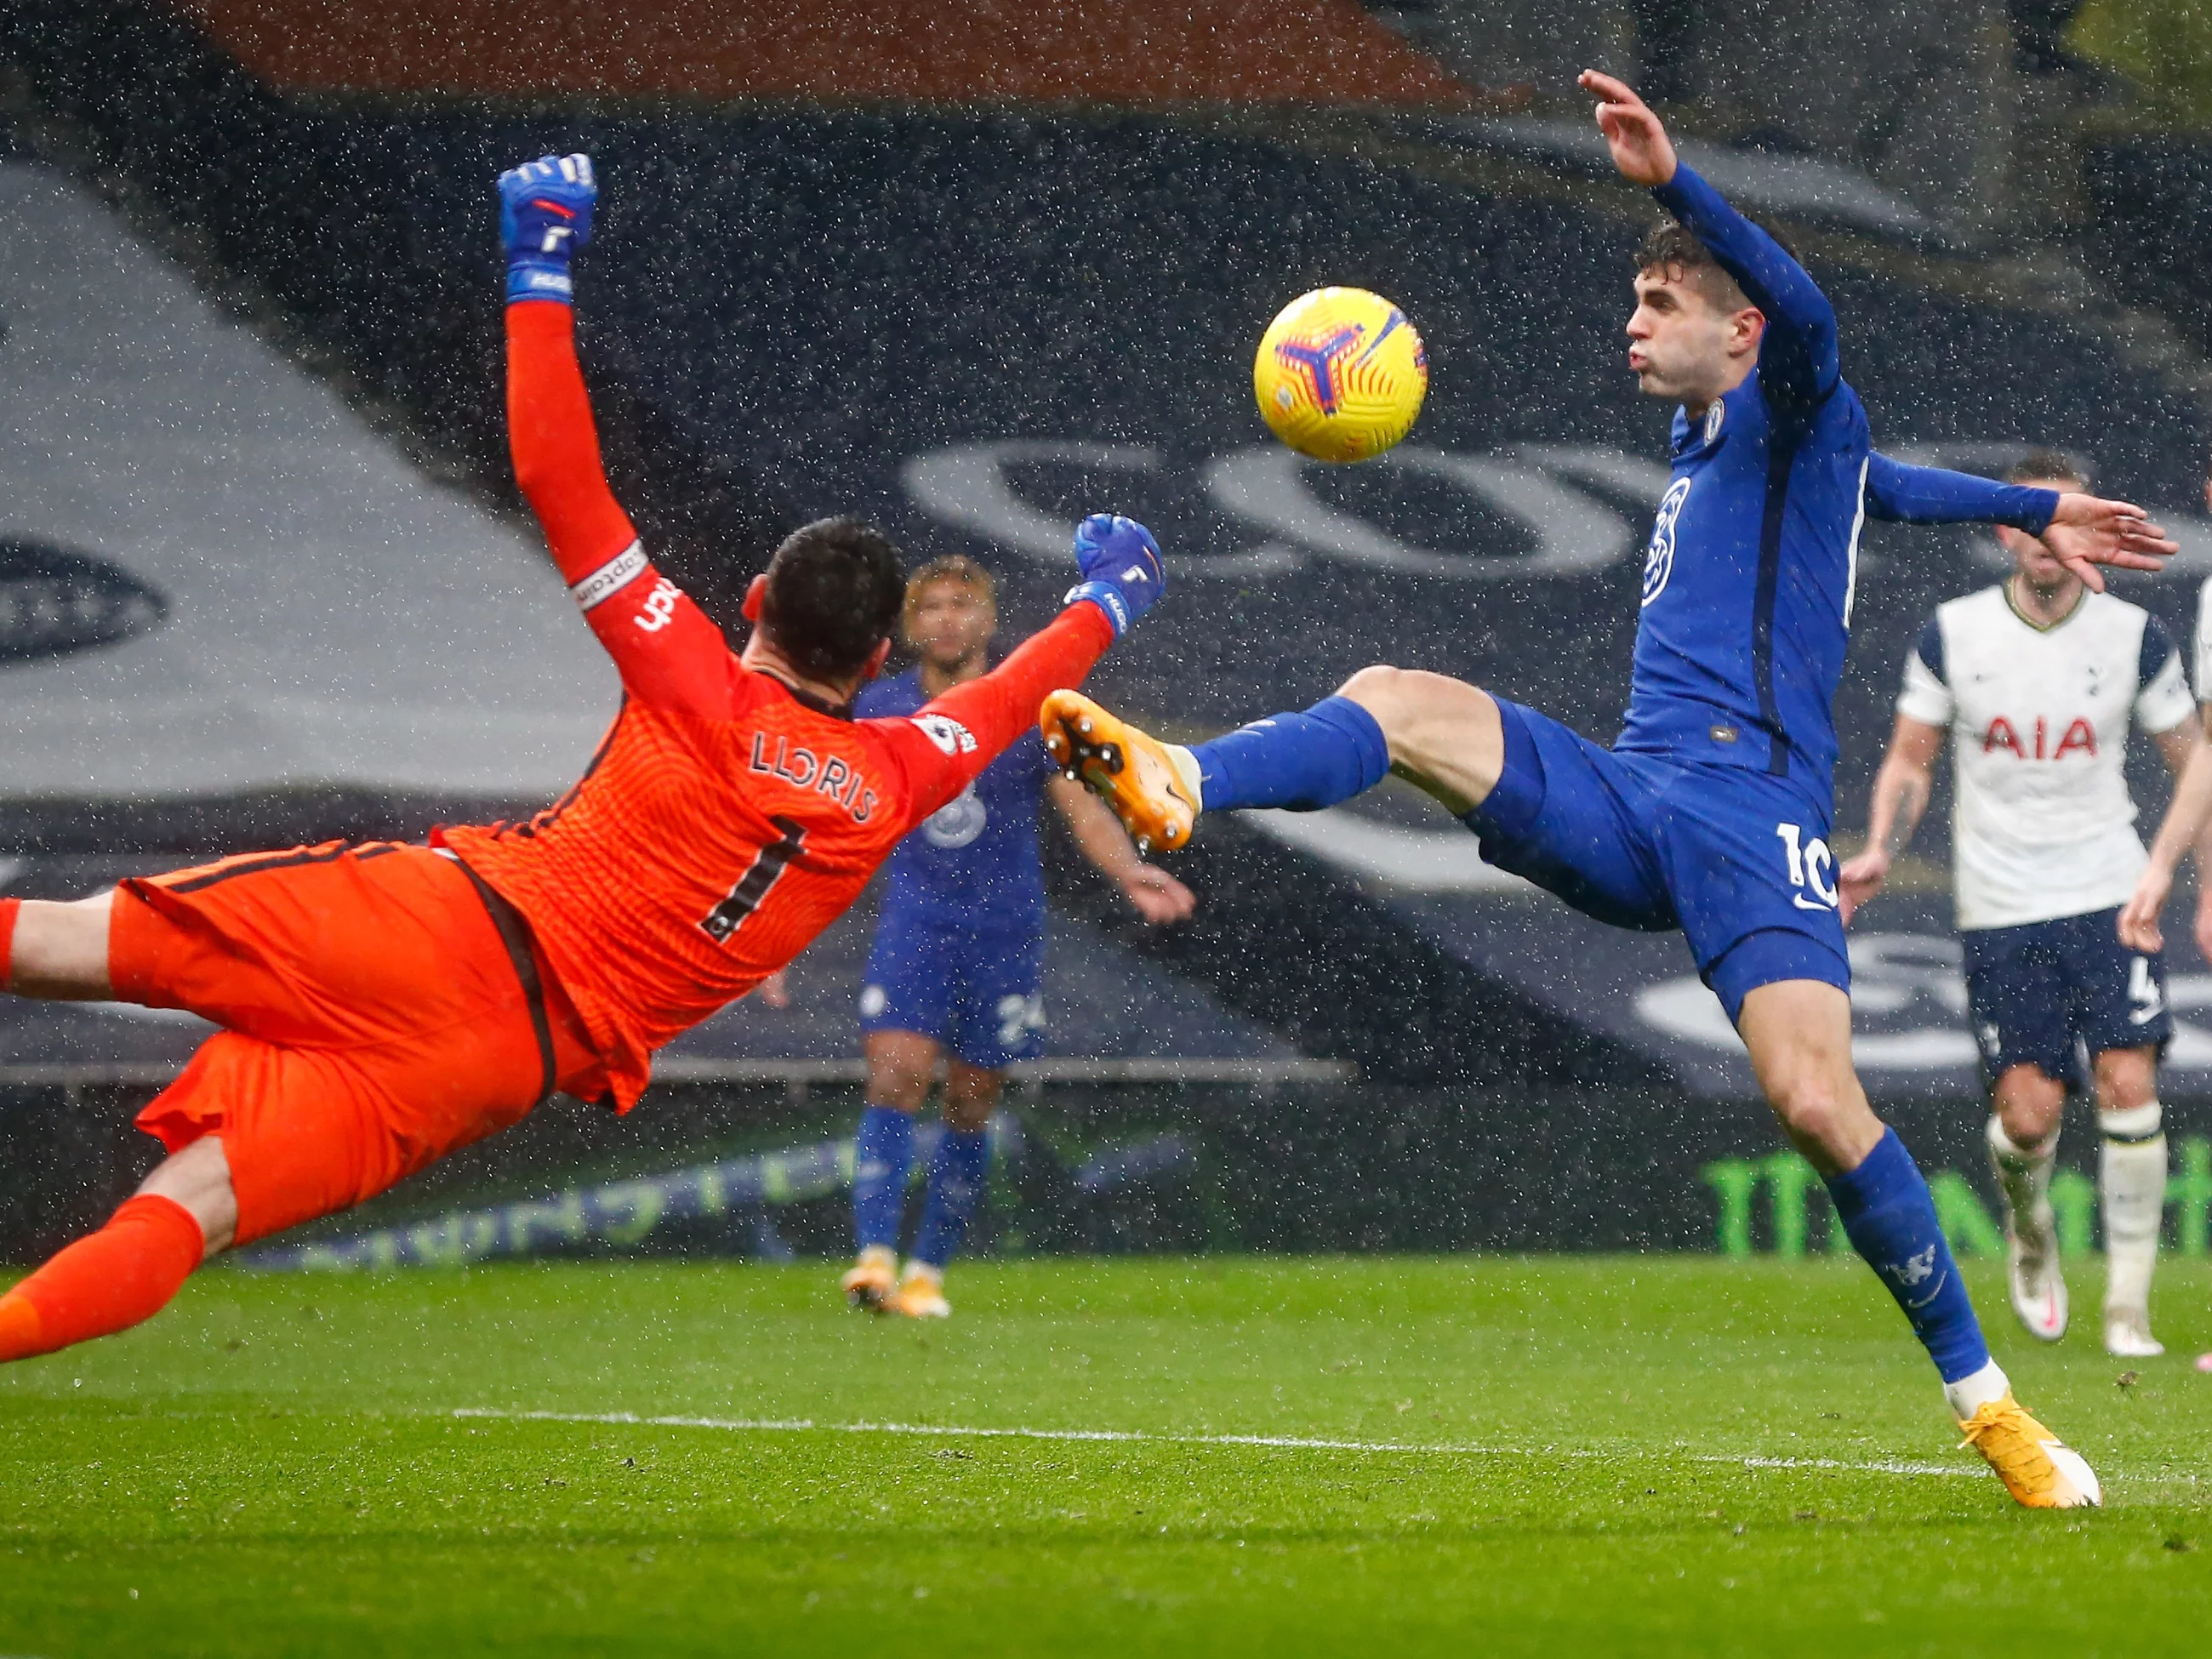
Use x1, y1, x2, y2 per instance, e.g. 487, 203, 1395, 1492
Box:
0, 153, 1166, 1365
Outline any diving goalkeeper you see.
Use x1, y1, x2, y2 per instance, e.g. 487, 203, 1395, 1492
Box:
0, 154, 1164, 1364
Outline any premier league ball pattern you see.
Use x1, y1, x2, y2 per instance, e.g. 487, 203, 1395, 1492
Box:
1253, 287, 1428, 464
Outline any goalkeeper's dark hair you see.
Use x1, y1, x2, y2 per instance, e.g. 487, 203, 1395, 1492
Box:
759, 516, 906, 683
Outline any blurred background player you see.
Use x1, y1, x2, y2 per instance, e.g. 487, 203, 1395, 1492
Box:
842, 556, 1195, 1318
1042, 72, 2177, 1506
1840, 452, 2198, 1360
2125, 445, 2212, 1376
0, 153, 1168, 1367
2193, 448, 2212, 960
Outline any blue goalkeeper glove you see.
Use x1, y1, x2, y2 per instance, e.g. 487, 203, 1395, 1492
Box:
499, 152, 596, 305
1064, 513, 1165, 638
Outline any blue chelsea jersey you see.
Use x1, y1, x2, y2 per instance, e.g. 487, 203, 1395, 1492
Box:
1614, 166, 1869, 796
857, 668, 1055, 923
1615, 167, 2058, 801
1617, 351, 1872, 790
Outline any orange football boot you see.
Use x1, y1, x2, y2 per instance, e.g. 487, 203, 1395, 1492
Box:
887, 1264, 951, 1320
841, 1246, 898, 1313
1040, 691, 1200, 852
1957, 1393, 2101, 1508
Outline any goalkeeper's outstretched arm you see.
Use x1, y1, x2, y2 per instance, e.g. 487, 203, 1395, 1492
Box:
864, 515, 1167, 825
499, 153, 734, 719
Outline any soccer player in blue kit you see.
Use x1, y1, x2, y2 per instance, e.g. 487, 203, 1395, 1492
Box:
842, 555, 1195, 1319
1043, 71, 2179, 1506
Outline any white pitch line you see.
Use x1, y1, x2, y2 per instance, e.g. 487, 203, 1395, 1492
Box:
448, 1407, 1972, 1479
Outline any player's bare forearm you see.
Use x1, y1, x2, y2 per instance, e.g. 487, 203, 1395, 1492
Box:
1050, 775, 1198, 924
2179, 716, 2212, 915
2192, 801, 2212, 932
2144, 731, 2212, 883
2152, 718, 2212, 922
1839, 717, 1941, 925
1873, 761, 1930, 861
1838, 759, 1924, 924
2155, 718, 2199, 780
1050, 773, 1143, 879
1870, 715, 1942, 858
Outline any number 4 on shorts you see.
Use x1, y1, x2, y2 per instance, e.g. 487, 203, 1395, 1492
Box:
2129, 955, 2164, 1024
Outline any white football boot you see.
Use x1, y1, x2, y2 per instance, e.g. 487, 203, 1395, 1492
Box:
2104, 1306, 2165, 1360
2004, 1207, 2068, 1343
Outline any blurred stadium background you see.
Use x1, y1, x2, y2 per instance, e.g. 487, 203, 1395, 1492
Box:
2, 0, 2210, 1271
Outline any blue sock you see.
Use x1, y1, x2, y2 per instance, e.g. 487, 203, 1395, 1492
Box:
851, 1105, 915, 1252
911, 1128, 990, 1269
1191, 695, 1389, 812
1824, 1127, 1991, 1384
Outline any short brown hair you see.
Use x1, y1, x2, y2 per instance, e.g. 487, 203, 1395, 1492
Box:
2004, 450, 2088, 491
1633, 219, 1799, 313
901, 554, 996, 643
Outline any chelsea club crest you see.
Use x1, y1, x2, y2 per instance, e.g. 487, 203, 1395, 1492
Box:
1642, 476, 1692, 607
922, 784, 989, 849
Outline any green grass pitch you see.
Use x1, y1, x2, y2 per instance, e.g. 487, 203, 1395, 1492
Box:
3, 1257, 2209, 1656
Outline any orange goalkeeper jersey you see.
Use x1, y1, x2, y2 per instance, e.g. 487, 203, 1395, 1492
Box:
438, 301, 1114, 1110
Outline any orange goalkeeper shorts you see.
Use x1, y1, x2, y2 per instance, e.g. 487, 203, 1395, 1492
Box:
112, 841, 606, 1247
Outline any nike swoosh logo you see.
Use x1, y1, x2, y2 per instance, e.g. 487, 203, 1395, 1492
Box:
1903, 1271, 1949, 1312
2130, 1006, 2164, 1024
1354, 311, 1405, 366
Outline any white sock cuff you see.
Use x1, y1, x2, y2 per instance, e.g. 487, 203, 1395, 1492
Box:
1166, 743, 1204, 811
1987, 1115, 2055, 1164
2101, 1102, 2163, 1143
1944, 1358, 2010, 1422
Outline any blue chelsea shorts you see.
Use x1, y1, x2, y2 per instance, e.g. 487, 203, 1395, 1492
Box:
859, 908, 1046, 1070
1463, 698, 1850, 1022
1961, 906, 2169, 1089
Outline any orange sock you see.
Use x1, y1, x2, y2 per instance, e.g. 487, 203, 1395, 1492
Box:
0, 894, 19, 989
0, 1194, 204, 1363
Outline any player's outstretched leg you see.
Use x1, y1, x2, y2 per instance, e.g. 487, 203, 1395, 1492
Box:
1985, 1072, 2069, 1343
845, 1096, 913, 1312
890, 1063, 996, 1320
1741, 982, 2099, 1509
1042, 667, 1497, 851
0, 1138, 233, 1363
0, 896, 237, 1363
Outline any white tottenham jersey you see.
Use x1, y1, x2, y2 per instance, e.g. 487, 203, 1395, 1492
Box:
1898, 584, 2192, 932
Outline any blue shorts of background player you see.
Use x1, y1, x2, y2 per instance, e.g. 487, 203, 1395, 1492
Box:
1468, 698, 1849, 1021
859, 909, 1046, 1071
1962, 907, 2169, 1091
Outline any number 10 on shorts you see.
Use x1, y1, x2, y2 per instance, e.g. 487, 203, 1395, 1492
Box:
1776, 822, 1838, 912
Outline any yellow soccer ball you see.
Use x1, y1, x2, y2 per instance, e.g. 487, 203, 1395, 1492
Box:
1253, 287, 1428, 463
